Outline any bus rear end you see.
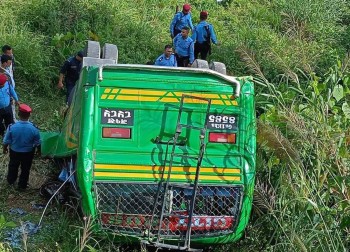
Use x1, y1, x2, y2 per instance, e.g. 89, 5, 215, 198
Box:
77, 65, 256, 247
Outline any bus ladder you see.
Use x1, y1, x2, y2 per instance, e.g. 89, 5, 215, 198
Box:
148, 94, 211, 251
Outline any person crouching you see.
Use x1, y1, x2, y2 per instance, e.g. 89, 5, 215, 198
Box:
3, 104, 41, 191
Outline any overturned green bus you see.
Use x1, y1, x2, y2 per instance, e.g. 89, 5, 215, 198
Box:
42, 42, 256, 251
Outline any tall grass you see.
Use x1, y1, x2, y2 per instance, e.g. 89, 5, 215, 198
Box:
1, 0, 349, 93
245, 58, 350, 251
0, 21, 55, 93
0, 0, 349, 251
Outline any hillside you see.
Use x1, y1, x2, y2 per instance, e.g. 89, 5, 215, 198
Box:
0, 0, 349, 251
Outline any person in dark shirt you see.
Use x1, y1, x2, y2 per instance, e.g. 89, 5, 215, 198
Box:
57, 51, 84, 103
192, 11, 218, 60
3, 103, 41, 191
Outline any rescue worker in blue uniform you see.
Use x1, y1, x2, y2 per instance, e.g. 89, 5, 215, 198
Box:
155, 45, 177, 67
192, 11, 218, 60
3, 103, 41, 191
0, 74, 19, 136
1, 54, 17, 122
170, 4, 194, 39
57, 51, 84, 103
174, 27, 194, 67
2, 45, 15, 76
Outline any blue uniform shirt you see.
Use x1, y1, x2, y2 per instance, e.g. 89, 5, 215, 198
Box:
155, 54, 177, 67
3, 121, 41, 152
192, 21, 218, 44
0, 67, 15, 88
174, 34, 195, 64
0, 81, 18, 109
170, 12, 194, 36
60, 56, 82, 83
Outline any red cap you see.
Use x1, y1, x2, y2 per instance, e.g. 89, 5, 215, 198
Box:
183, 4, 191, 11
200, 11, 208, 17
0, 74, 7, 85
19, 104, 32, 113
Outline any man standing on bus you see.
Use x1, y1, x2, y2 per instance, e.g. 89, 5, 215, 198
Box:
57, 51, 84, 103
174, 27, 194, 67
155, 45, 177, 67
192, 11, 218, 60
170, 4, 194, 39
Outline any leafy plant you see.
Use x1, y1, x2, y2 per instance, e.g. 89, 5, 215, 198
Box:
0, 215, 16, 236
0, 243, 12, 252
247, 58, 350, 251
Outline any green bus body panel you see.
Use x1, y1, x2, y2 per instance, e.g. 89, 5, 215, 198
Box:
41, 65, 256, 246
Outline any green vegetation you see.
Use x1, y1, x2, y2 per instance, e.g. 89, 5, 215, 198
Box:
0, 0, 349, 251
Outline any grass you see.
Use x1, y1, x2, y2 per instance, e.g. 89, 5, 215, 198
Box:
1, 54, 349, 252
0, 81, 74, 251
0, 81, 146, 251
0, 0, 349, 251
251, 63, 350, 251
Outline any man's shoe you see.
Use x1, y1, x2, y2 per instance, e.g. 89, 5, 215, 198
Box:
7, 183, 15, 189
16, 187, 26, 192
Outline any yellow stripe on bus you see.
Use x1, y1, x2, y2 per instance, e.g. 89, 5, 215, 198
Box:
94, 164, 240, 174
100, 88, 238, 106
69, 133, 77, 141
114, 95, 225, 105
116, 95, 160, 102
173, 92, 220, 99
94, 172, 241, 181
67, 141, 78, 148
183, 97, 221, 105
160, 97, 180, 103
120, 89, 166, 96
212, 100, 226, 105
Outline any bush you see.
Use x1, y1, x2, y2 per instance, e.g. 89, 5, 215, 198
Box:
250, 59, 350, 251
2, 0, 349, 85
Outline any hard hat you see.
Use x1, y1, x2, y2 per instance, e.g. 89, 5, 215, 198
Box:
19, 104, 32, 113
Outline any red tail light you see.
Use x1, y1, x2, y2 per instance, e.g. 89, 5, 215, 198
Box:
102, 128, 131, 139
209, 132, 236, 144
